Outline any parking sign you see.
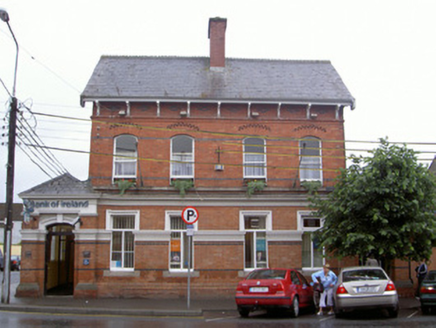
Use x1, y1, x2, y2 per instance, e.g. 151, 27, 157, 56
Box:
182, 206, 199, 225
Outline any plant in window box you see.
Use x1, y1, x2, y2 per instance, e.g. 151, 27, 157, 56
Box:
301, 181, 321, 194
115, 179, 136, 195
171, 179, 194, 197
246, 179, 266, 197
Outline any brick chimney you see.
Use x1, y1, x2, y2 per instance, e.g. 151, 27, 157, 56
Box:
208, 17, 227, 69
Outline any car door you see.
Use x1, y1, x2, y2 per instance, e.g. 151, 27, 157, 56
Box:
296, 271, 313, 306
290, 271, 303, 302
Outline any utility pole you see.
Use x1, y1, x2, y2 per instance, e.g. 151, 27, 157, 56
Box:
0, 8, 19, 304
2, 96, 17, 304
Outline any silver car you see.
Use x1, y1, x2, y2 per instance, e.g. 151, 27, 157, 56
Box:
334, 266, 399, 318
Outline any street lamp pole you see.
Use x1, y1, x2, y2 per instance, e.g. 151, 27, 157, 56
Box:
0, 8, 19, 304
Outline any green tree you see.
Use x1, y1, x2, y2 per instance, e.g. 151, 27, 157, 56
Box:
310, 139, 436, 274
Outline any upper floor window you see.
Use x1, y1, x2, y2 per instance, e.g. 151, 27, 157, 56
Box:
171, 135, 194, 178
113, 135, 137, 180
299, 137, 322, 182
243, 138, 266, 179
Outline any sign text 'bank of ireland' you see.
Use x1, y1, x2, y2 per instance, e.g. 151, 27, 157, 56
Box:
29, 200, 90, 209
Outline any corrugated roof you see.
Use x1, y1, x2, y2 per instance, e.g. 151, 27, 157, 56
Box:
19, 173, 93, 197
81, 56, 355, 108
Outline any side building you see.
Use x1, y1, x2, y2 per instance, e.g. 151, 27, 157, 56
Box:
17, 18, 356, 298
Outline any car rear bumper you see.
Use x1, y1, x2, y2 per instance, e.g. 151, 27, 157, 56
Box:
420, 294, 436, 307
236, 295, 292, 308
335, 293, 399, 312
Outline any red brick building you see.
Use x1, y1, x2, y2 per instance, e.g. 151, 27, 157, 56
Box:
17, 18, 357, 298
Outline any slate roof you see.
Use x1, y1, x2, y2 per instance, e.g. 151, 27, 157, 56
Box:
0, 203, 24, 222
19, 173, 93, 197
81, 56, 355, 108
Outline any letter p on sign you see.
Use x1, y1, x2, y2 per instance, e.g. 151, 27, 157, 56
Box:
182, 206, 199, 225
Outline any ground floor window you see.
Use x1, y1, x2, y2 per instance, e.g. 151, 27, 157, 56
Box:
240, 211, 272, 270
107, 210, 139, 270
166, 212, 196, 271
299, 212, 324, 269
302, 232, 323, 268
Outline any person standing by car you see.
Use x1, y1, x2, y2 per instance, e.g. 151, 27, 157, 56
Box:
416, 259, 428, 296
312, 263, 337, 315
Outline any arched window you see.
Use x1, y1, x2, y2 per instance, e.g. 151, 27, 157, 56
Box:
243, 138, 266, 178
299, 137, 322, 182
171, 135, 194, 178
113, 135, 137, 180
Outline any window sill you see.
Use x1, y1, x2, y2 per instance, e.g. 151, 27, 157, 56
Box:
243, 178, 266, 182
163, 270, 200, 278
170, 177, 194, 181
103, 270, 140, 277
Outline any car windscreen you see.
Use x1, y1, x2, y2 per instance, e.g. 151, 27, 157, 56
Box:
247, 269, 287, 280
342, 269, 387, 282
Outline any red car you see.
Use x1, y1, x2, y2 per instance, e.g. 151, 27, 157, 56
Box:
235, 268, 314, 317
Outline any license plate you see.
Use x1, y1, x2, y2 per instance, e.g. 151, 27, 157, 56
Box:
356, 286, 378, 293
249, 287, 269, 293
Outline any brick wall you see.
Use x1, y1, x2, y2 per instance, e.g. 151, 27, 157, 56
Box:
88, 101, 345, 190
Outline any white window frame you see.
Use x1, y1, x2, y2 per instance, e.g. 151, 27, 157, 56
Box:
239, 211, 272, 271
243, 137, 267, 179
299, 137, 322, 183
165, 211, 198, 272
298, 211, 324, 270
106, 210, 140, 271
170, 135, 195, 179
112, 135, 138, 182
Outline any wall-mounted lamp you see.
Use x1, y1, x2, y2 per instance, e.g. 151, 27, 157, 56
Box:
118, 110, 126, 116
310, 113, 318, 119
180, 110, 188, 117
251, 112, 259, 118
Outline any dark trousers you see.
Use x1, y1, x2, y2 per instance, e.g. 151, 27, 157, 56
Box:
417, 276, 425, 295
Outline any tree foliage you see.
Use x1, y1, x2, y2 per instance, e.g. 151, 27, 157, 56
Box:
310, 139, 436, 270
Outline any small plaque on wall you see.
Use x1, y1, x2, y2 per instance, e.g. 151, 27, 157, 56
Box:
83, 251, 91, 258
83, 259, 90, 266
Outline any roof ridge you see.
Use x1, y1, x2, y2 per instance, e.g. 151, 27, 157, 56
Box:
99, 55, 331, 64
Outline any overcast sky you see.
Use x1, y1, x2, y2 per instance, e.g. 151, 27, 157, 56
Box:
0, 0, 435, 202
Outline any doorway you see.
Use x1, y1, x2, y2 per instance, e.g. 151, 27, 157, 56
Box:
45, 224, 75, 296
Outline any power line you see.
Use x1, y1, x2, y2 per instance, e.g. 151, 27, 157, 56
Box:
0, 28, 82, 94
3, 109, 435, 158
16, 126, 65, 177
16, 142, 54, 179
16, 120, 67, 176
20, 143, 436, 175
29, 110, 436, 148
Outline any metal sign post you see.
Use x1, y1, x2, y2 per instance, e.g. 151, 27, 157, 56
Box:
182, 206, 199, 309
187, 224, 194, 309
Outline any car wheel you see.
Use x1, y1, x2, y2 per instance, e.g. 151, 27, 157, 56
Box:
334, 308, 344, 318
388, 308, 399, 318
422, 306, 430, 315
238, 307, 250, 318
290, 296, 299, 318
